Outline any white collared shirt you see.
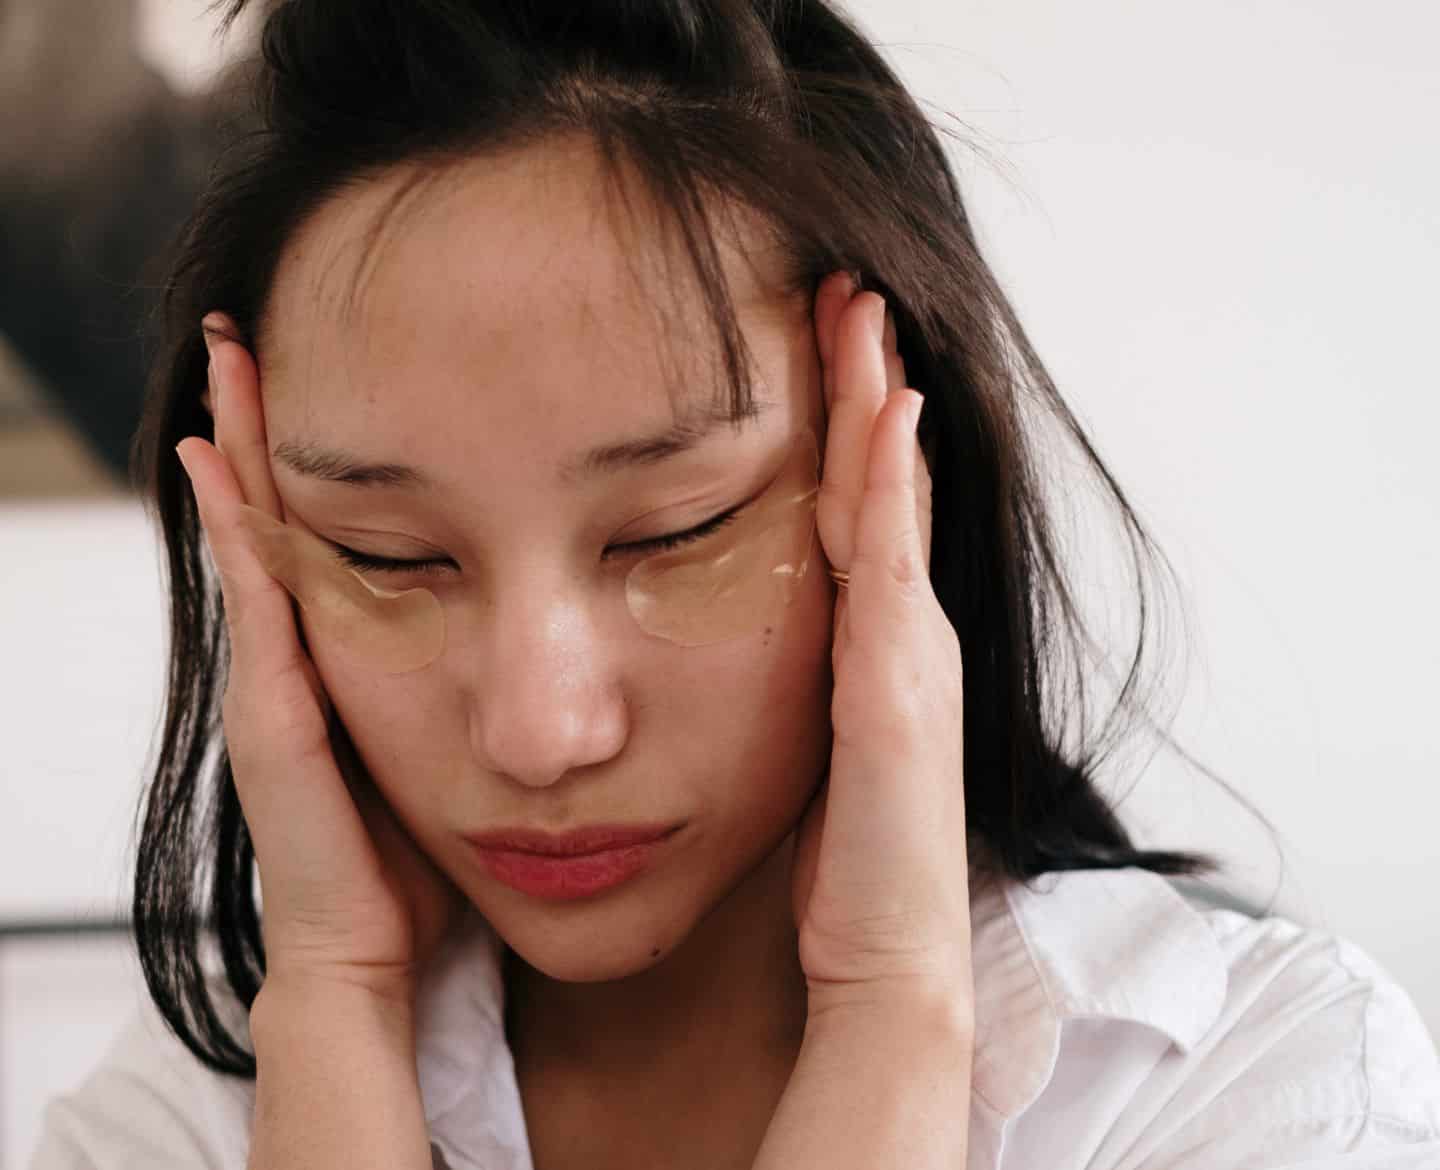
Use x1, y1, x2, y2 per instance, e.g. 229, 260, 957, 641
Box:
30, 867, 1440, 1169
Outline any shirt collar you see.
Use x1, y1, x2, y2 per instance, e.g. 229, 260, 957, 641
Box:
413, 908, 532, 1170
410, 865, 1229, 1169
967, 864, 1228, 1121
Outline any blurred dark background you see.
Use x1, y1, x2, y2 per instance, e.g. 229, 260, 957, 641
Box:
0, 0, 255, 497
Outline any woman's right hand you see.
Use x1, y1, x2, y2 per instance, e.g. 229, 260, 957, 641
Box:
177, 314, 466, 1006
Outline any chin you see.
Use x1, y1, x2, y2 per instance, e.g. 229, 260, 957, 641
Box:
511, 941, 670, 984
490, 894, 696, 983
483, 829, 781, 984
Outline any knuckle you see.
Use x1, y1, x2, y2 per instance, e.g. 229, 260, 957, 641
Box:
224, 662, 329, 759
268, 675, 330, 749
853, 532, 928, 597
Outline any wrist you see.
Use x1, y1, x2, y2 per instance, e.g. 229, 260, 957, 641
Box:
252, 971, 418, 1054
246, 972, 431, 1167
754, 978, 973, 1170
798, 985, 974, 1111
804, 974, 974, 1042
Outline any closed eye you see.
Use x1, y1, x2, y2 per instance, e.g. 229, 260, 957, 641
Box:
327, 502, 748, 576
619, 502, 745, 556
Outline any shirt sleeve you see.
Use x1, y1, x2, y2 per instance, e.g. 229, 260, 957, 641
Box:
27, 991, 255, 1170
1120, 913, 1440, 1170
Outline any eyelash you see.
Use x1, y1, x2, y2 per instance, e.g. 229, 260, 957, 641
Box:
328, 503, 747, 576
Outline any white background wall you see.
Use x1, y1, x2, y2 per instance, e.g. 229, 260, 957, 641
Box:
4, 1, 1437, 1165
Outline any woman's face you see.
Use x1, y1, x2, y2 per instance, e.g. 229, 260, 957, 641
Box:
259, 139, 835, 982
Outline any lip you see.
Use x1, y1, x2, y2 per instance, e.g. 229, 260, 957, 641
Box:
464, 822, 680, 856
464, 823, 682, 901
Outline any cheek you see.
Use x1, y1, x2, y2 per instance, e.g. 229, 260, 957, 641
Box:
624, 428, 821, 647
302, 638, 454, 810
238, 503, 445, 674
645, 537, 835, 802
297, 525, 835, 822
759, 549, 835, 771
696, 622, 834, 867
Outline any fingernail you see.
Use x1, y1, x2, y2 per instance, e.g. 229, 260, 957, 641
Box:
870, 296, 887, 343
907, 390, 924, 433
201, 314, 236, 366
175, 441, 192, 479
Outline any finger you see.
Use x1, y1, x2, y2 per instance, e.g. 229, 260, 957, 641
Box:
881, 307, 906, 394
817, 291, 889, 572
789, 777, 828, 927
813, 270, 856, 400
203, 313, 338, 684
875, 307, 933, 571
175, 435, 320, 716
204, 313, 285, 523
916, 435, 933, 571
182, 431, 370, 863
849, 387, 928, 614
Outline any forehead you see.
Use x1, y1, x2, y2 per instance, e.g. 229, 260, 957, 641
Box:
259, 136, 807, 444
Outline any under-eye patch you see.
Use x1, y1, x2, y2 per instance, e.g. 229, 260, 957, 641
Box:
624, 426, 820, 646
232, 425, 820, 669
235, 504, 447, 674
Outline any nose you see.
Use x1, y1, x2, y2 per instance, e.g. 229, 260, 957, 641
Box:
465, 587, 629, 789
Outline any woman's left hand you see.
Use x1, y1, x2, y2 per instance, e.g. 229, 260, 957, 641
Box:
790, 272, 972, 1020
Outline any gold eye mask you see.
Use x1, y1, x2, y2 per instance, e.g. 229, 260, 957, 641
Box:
234, 425, 821, 668
234, 504, 447, 674
624, 427, 820, 646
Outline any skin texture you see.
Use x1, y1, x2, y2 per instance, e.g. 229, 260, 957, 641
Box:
259, 140, 837, 994
179, 132, 968, 1167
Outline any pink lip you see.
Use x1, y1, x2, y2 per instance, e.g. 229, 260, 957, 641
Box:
464, 823, 682, 901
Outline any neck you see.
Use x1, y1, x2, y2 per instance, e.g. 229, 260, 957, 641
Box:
502, 831, 808, 1086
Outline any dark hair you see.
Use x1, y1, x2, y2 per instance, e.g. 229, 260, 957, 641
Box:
130, 0, 1237, 1079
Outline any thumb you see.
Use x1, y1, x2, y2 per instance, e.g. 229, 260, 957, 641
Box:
790, 779, 828, 927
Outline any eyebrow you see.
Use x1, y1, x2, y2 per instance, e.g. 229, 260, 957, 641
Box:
271, 397, 774, 489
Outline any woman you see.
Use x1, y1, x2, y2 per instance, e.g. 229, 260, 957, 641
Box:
31, 2, 1439, 1168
